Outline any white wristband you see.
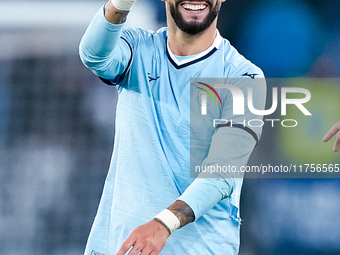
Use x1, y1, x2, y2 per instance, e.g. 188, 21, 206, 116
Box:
154, 209, 181, 233
111, 0, 137, 11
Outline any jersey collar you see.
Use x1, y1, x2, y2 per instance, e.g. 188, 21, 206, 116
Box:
166, 30, 223, 69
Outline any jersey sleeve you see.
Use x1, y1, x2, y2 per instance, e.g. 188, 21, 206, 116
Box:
79, 6, 132, 85
179, 63, 266, 220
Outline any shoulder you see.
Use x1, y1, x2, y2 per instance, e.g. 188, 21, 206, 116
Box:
218, 36, 264, 79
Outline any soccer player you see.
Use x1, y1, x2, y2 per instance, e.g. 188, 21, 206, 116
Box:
79, 0, 266, 254
324, 121, 340, 152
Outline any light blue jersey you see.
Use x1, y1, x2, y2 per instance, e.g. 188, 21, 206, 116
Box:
80, 7, 266, 255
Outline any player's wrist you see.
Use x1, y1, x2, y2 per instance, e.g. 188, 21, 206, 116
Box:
153, 209, 181, 234
110, 0, 137, 11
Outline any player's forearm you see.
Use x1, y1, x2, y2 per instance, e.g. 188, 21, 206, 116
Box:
178, 178, 232, 220
79, 6, 131, 80
79, 6, 123, 66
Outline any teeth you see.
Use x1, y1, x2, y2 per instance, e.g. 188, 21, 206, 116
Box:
182, 3, 207, 11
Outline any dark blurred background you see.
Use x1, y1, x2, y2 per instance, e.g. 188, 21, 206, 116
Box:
0, 0, 339, 254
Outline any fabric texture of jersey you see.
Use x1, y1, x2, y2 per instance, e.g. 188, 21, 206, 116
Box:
80, 8, 266, 255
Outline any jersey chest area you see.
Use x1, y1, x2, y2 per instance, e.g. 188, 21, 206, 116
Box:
117, 44, 227, 136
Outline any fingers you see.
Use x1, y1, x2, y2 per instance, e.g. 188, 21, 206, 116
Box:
126, 244, 143, 255
115, 237, 135, 255
323, 126, 338, 142
129, 239, 162, 255
323, 121, 340, 142
116, 241, 159, 255
139, 246, 152, 255
334, 132, 340, 152
323, 121, 340, 152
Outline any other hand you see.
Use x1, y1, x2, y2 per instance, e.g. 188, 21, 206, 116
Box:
115, 220, 170, 255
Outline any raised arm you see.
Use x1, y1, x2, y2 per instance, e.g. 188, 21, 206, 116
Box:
79, 2, 133, 84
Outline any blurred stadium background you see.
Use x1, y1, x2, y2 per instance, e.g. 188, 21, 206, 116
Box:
0, 0, 340, 254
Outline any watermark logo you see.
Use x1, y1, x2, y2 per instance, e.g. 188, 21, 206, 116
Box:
194, 82, 223, 115
193, 82, 312, 116
192, 81, 312, 128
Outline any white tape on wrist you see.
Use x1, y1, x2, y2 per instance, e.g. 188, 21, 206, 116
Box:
111, 0, 137, 11
154, 209, 181, 233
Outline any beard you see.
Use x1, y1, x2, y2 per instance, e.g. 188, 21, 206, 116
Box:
169, 1, 221, 35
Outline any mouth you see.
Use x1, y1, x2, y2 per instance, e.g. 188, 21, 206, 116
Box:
180, 1, 209, 12
181, 2, 208, 11
170, 0, 217, 34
